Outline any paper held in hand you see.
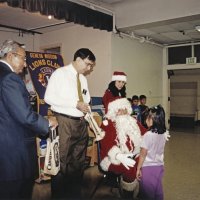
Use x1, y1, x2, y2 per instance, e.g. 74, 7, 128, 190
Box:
84, 109, 105, 141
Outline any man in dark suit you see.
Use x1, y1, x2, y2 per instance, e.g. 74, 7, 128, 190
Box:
0, 39, 58, 199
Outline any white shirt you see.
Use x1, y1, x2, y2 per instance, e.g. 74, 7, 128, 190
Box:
44, 63, 90, 117
141, 130, 166, 167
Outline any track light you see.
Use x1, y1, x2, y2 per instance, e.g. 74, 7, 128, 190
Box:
89, 4, 96, 10
179, 30, 185, 35
195, 25, 200, 32
139, 37, 145, 43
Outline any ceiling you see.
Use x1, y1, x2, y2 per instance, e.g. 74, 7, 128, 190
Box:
0, 3, 70, 34
1, 0, 200, 46
119, 16, 200, 46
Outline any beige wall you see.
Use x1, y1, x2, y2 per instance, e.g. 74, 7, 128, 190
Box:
0, 30, 40, 51
0, 26, 163, 107
39, 25, 112, 97
111, 34, 163, 107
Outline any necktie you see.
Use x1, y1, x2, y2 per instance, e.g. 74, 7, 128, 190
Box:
77, 73, 83, 102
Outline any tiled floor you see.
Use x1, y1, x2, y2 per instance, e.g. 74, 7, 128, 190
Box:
32, 126, 200, 200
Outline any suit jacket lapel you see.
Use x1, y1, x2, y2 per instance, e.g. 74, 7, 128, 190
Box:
0, 61, 13, 73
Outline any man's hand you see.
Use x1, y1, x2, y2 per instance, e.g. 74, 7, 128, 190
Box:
76, 101, 90, 113
48, 116, 58, 130
116, 153, 136, 170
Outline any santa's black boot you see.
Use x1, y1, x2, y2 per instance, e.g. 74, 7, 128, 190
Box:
119, 177, 139, 200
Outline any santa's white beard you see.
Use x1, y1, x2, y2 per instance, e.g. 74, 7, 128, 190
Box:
115, 115, 142, 155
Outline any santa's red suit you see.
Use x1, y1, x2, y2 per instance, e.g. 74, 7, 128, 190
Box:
99, 98, 147, 184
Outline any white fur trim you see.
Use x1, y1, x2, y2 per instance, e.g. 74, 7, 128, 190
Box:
120, 177, 139, 193
108, 145, 121, 165
100, 156, 111, 171
133, 180, 139, 199
164, 130, 170, 141
112, 75, 127, 82
106, 98, 132, 121
102, 119, 108, 126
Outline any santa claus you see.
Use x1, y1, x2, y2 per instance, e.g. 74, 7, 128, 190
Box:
100, 98, 147, 198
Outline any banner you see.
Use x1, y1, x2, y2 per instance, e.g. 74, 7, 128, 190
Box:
26, 51, 64, 116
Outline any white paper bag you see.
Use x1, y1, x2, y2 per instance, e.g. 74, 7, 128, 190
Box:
44, 129, 60, 176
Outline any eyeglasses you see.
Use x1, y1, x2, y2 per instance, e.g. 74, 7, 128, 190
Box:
82, 59, 95, 68
12, 52, 26, 61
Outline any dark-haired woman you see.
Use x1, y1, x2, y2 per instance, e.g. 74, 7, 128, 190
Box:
103, 71, 127, 113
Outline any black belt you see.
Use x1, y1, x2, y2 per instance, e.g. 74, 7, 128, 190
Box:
54, 112, 84, 120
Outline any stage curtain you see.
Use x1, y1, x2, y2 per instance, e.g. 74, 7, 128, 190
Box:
0, 0, 113, 32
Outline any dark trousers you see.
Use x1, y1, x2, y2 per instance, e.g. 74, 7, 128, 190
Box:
51, 115, 88, 200
0, 178, 34, 199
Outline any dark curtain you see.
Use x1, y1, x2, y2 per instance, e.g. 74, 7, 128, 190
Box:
0, 0, 113, 32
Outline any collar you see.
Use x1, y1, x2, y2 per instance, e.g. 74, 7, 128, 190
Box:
69, 63, 78, 76
0, 60, 14, 72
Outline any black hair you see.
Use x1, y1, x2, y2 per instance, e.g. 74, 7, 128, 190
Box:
108, 81, 126, 97
73, 48, 96, 62
147, 104, 166, 134
132, 95, 139, 101
139, 95, 146, 100
127, 98, 132, 103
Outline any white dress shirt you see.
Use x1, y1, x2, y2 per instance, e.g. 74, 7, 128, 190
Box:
44, 63, 90, 117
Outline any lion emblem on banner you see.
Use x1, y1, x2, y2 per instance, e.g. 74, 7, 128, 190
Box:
38, 67, 54, 88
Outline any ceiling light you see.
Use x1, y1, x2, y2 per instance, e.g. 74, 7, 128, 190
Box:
48, 15, 52, 20
195, 25, 200, 32
139, 37, 145, 43
89, 5, 96, 10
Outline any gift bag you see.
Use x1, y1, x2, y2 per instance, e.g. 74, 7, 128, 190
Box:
44, 129, 60, 176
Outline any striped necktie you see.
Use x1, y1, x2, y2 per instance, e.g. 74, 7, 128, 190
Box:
77, 73, 83, 102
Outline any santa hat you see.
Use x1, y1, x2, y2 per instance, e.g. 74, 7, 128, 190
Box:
105, 98, 132, 121
111, 71, 127, 82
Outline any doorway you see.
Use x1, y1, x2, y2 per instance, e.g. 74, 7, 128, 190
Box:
168, 69, 200, 129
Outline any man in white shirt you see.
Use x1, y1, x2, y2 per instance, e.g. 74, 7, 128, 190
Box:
45, 48, 96, 199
